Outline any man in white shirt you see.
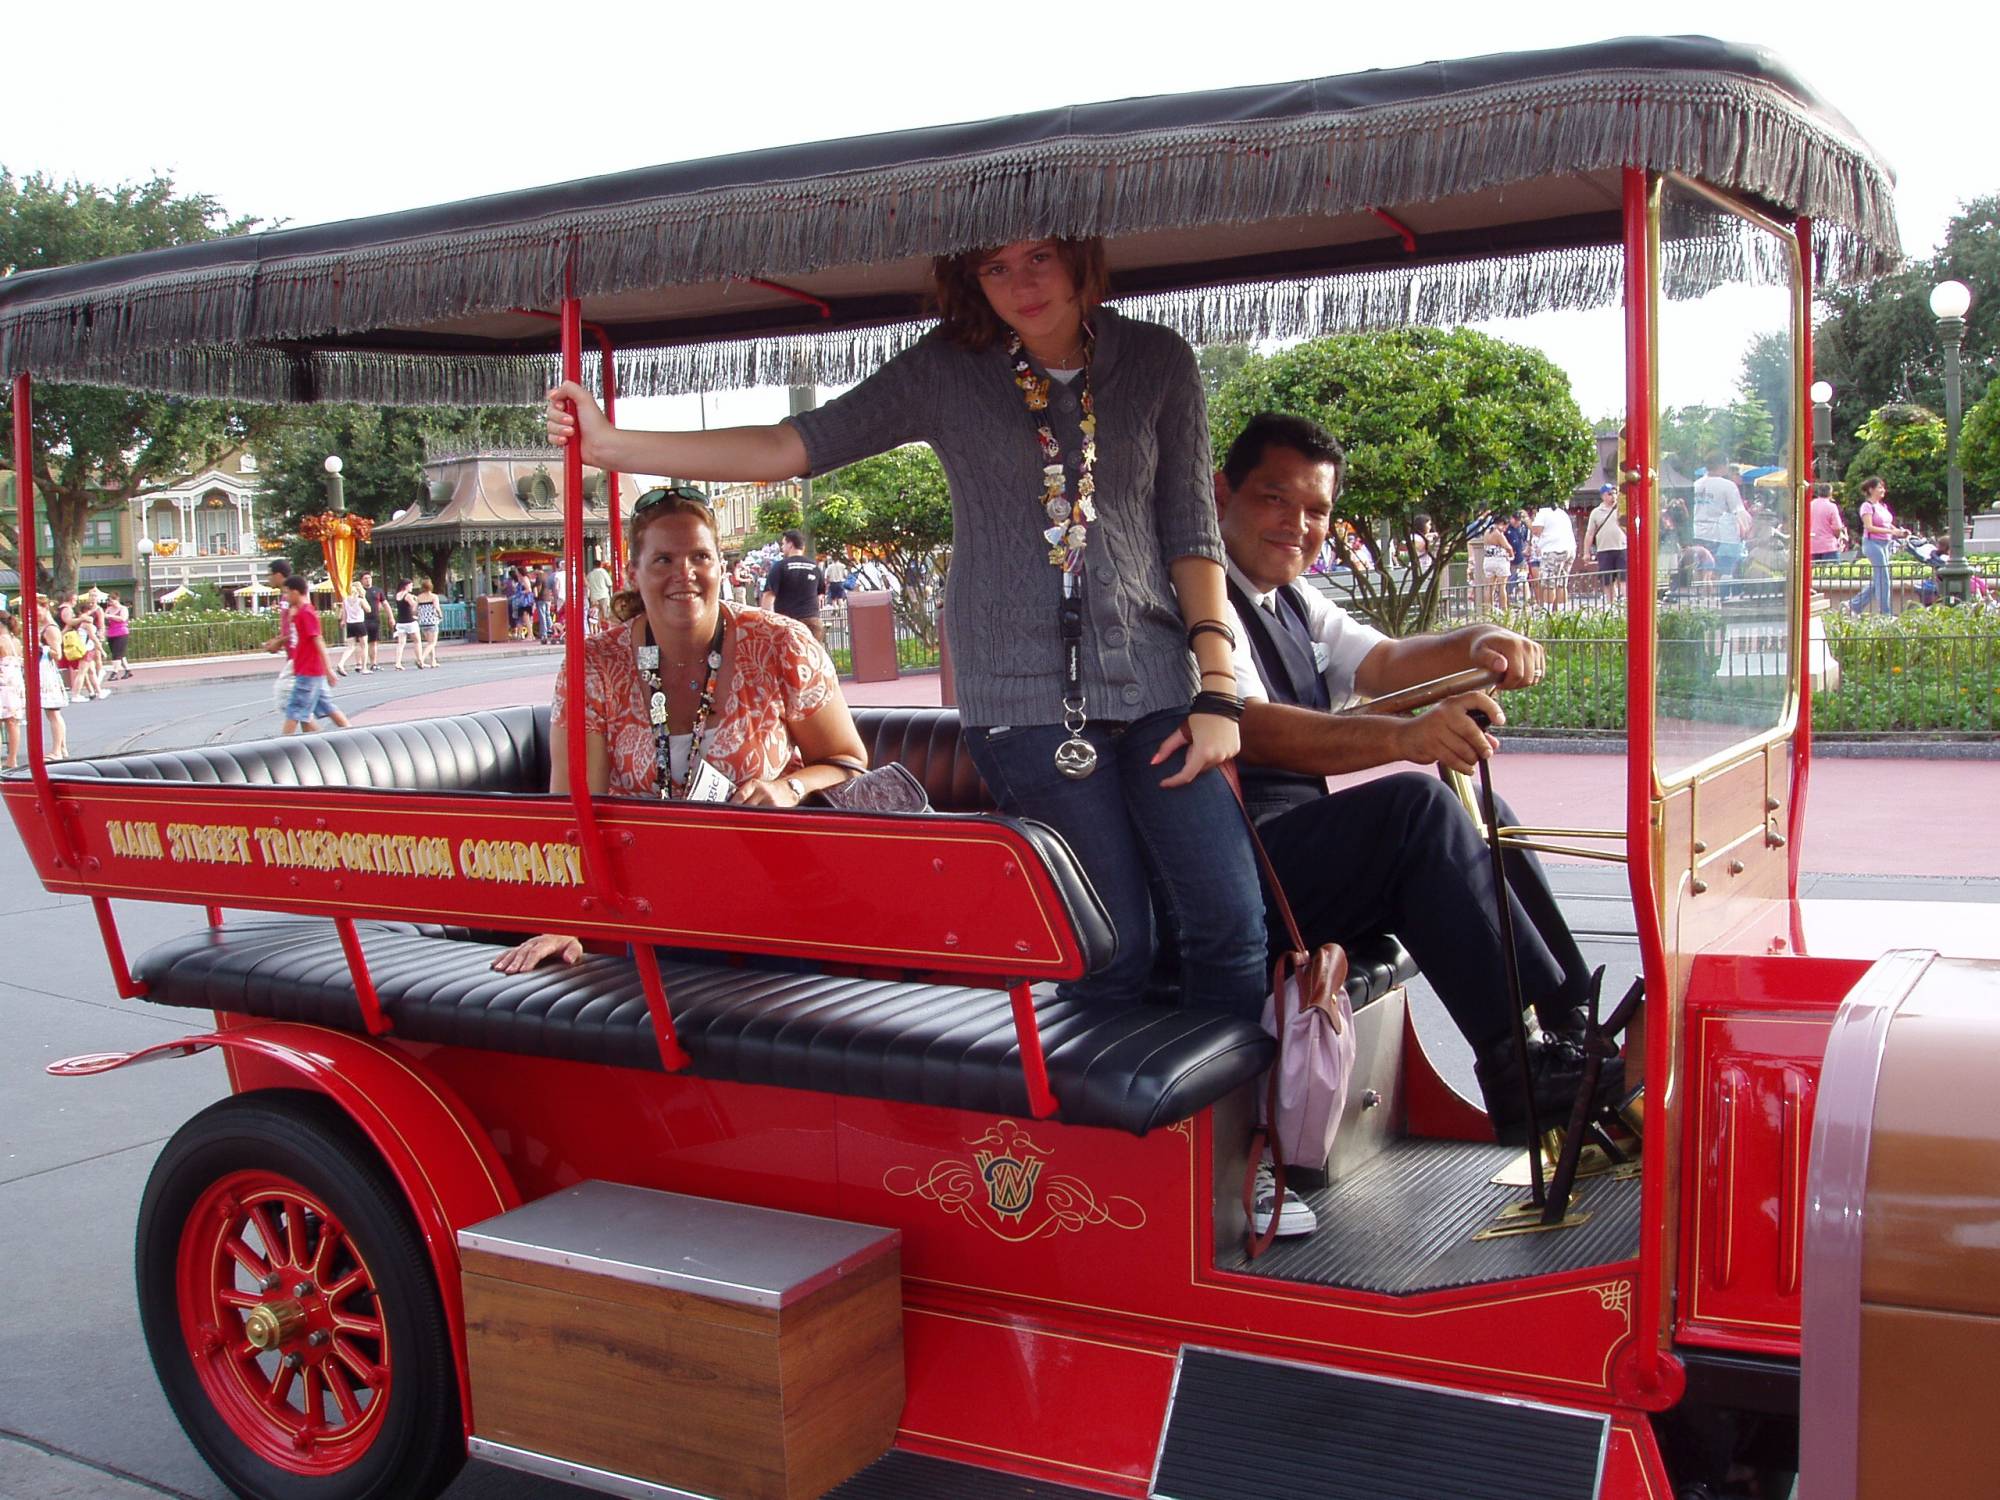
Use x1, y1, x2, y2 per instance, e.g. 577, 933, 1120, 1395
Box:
1691, 457, 1749, 577
1190, 413, 1623, 1144
1530, 503, 1577, 606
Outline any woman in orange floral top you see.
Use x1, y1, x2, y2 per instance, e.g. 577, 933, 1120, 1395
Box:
493, 487, 868, 972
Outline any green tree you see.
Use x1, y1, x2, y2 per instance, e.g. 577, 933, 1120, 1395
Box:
1209, 328, 1593, 633
257, 405, 543, 590
1843, 404, 1947, 530
1194, 343, 1252, 402
1727, 392, 1776, 465
0, 170, 273, 596
1963, 379, 2000, 517
753, 494, 803, 540
1813, 194, 2000, 470
1738, 331, 1795, 460
807, 445, 952, 643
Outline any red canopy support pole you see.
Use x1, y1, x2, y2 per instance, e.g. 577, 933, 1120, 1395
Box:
333, 917, 390, 1036
1787, 215, 1815, 891
1006, 982, 1058, 1119
596, 332, 625, 591
12, 372, 79, 873
91, 897, 149, 999
560, 279, 623, 915
632, 944, 692, 1072
1619, 167, 1683, 1412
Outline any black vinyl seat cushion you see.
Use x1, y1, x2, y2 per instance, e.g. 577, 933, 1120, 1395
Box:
134, 919, 1287, 1135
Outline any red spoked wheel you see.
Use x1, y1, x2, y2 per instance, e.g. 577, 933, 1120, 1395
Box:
176, 1171, 392, 1474
139, 1093, 463, 1500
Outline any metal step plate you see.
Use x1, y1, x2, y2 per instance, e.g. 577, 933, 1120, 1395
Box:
1152, 1348, 1607, 1500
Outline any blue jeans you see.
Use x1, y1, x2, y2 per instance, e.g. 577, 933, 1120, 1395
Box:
1850, 538, 1894, 616
966, 709, 1267, 1021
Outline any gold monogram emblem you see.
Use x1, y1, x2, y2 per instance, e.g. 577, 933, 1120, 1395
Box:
886, 1122, 1145, 1242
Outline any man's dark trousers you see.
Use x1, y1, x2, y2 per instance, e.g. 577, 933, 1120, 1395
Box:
1253, 772, 1590, 1050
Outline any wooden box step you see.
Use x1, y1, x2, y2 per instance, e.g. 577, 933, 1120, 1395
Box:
460, 1181, 903, 1500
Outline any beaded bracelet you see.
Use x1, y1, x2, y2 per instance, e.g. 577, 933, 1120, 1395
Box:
1186, 619, 1237, 649
1189, 690, 1246, 722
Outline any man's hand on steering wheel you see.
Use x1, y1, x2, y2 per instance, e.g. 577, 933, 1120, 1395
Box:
1397, 690, 1503, 775
1465, 625, 1545, 691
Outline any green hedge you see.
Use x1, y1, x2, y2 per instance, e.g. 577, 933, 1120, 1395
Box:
1488, 601, 2000, 735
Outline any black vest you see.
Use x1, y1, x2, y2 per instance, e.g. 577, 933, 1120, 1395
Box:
1228, 578, 1333, 825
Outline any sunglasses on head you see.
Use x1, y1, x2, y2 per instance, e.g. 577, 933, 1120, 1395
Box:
634, 484, 711, 512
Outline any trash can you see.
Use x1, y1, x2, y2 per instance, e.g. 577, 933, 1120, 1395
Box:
845, 590, 900, 683
474, 594, 510, 643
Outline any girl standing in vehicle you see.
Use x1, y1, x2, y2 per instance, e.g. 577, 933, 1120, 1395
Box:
545, 239, 1269, 1038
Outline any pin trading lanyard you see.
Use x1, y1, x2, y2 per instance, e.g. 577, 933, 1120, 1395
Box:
1009, 331, 1099, 779
636, 612, 725, 800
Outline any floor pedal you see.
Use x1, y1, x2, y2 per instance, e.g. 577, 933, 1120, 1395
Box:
1153, 1348, 1607, 1499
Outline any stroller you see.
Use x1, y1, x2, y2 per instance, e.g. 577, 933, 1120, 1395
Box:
1903, 535, 1994, 604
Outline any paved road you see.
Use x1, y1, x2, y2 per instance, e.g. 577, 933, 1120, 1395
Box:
2, 662, 1994, 1497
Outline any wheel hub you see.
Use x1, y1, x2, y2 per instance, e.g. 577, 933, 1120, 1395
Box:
242, 1297, 308, 1351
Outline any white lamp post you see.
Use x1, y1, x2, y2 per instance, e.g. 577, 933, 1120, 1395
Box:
135, 535, 156, 618
1930, 280, 1973, 603
323, 453, 346, 513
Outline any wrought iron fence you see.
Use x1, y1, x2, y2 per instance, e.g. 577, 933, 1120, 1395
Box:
820, 600, 943, 674
125, 615, 285, 662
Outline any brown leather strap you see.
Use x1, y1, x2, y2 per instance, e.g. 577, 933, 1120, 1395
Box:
1220, 761, 1308, 959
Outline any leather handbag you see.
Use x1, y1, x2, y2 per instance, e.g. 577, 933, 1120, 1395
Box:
808, 758, 932, 814
1223, 765, 1354, 1259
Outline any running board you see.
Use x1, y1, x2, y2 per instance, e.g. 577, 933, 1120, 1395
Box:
1151, 1348, 1609, 1499
474, 1442, 1110, 1499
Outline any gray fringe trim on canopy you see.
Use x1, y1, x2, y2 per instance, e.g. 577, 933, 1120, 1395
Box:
16, 227, 1804, 407
0, 63, 1895, 402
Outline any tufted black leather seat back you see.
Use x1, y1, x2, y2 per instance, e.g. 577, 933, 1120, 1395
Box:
51, 705, 549, 794
847, 708, 995, 811
49, 702, 984, 809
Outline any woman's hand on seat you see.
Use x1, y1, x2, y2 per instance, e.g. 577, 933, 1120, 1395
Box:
490, 933, 584, 973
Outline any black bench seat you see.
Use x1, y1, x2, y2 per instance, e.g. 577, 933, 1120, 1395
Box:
73, 704, 1417, 1133
134, 918, 1300, 1134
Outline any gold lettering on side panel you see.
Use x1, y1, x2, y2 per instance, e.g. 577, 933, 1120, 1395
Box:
106, 820, 166, 860
455, 837, 583, 888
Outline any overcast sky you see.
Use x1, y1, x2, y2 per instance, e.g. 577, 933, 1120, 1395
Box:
6, 1, 1992, 442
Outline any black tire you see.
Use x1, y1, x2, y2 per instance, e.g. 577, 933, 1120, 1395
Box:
137, 1091, 464, 1500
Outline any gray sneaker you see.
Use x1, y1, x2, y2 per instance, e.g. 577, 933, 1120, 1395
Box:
1251, 1159, 1318, 1238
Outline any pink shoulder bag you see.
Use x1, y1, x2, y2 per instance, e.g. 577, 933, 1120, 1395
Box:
1222, 765, 1354, 1259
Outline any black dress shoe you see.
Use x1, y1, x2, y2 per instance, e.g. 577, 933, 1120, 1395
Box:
1474, 1032, 1626, 1146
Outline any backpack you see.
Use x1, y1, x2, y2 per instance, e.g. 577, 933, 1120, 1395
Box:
61, 628, 86, 662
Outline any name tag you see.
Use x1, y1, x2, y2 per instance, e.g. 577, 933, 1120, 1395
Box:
685, 759, 736, 804
1313, 642, 1330, 673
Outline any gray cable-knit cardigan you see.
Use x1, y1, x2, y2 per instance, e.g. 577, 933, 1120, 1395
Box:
787, 306, 1219, 728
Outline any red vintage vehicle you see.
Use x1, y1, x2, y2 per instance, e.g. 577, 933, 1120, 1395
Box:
4, 35, 1993, 1500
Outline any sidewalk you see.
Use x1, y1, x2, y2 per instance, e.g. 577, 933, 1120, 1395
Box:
350, 666, 2000, 880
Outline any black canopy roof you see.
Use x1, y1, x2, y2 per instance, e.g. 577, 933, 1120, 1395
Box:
0, 34, 1897, 405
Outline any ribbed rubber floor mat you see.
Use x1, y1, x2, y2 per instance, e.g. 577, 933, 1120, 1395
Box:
1222, 1138, 1640, 1294
827, 1450, 1106, 1497
1153, 1349, 1606, 1499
